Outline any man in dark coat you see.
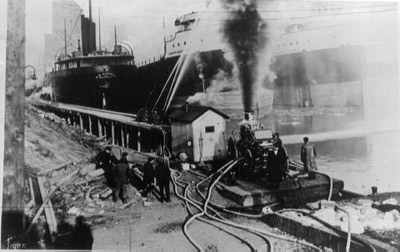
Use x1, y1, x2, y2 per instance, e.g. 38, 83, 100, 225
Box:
112, 152, 129, 203
267, 141, 288, 189
142, 157, 155, 198
155, 158, 171, 203
301, 136, 317, 179
95, 146, 117, 188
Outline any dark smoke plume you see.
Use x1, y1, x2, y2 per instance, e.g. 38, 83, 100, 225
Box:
221, 0, 268, 112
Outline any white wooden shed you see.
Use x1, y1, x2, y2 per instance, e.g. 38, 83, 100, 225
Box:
169, 106, 229, 163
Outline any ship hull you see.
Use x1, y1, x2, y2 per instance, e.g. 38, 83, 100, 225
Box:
49, 64, 136, 112
272, 45, 363, 107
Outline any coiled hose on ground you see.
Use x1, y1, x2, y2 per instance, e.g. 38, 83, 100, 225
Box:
172, 161, 322, 252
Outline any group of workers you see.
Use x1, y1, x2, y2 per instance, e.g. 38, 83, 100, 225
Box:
267, 133, 318, 189
95, 133, 318, 202
95, 146, 171, 204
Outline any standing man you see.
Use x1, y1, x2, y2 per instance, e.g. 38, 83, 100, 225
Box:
267, 141, 288, 189
142, 157, 155, 198
95, 146, 117, 188
112, 152, 130, 204
155, 157, 171, 203
273, 132, 282, 147
301, 137, 317, 179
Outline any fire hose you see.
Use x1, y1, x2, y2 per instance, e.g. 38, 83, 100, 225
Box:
172, 160, 322, 252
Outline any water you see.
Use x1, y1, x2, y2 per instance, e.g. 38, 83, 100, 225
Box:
226, 107, 400, 195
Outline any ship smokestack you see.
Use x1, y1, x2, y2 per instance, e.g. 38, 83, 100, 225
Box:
244, 111, 254, 121
221, 0, 268, 113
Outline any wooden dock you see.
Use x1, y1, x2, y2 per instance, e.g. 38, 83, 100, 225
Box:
31, 100, 168, 153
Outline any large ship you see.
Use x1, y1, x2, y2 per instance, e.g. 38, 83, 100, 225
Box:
46, 1, 136, 113
46, 6, 274, 118
132, 4, 365, 114
47, 1, 366, 118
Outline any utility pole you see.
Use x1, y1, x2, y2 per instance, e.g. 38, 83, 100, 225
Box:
2, 0, 26, 244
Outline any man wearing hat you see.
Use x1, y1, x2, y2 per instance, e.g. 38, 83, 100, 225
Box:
112, 152, 130, 203
95, 146, 117, 187
155, 158, 171, 203
266, 140, 288, 189
300, 136, 317, 179
142, 157, 155, 198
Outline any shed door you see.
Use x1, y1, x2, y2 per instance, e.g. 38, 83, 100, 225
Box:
198, 121, 225, 162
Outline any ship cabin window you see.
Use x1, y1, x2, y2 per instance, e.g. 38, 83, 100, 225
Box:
69, 61, 77, 68
81, 60, 91, 67
178, 43, 180, 47
183, 23, 190, 31
172, 44, 175, 48
59, 62, 68, 70
184, 41, 186, 45
77, 60, 80, 68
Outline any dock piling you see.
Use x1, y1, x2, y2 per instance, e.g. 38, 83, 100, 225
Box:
88, 115, 92, 134
111, 121, 115, 145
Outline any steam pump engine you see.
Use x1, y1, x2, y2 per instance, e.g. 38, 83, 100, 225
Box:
227, 112, 275, 180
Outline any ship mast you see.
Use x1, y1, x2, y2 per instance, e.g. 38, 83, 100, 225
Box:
114, 23, 117, 47
98, 7, 101, 51
64, 18, 67, 56
163, 16, 166, 57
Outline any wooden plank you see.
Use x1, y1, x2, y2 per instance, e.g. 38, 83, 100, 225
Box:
28, 177, 35, 207
58, 168, 80, 185
79, 163, 96, 176
37, 176, 57, 236
37, 161, 74, 176
26, 168, 80, 236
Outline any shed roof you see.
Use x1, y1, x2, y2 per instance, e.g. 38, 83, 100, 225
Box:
169, 106, 229, 123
